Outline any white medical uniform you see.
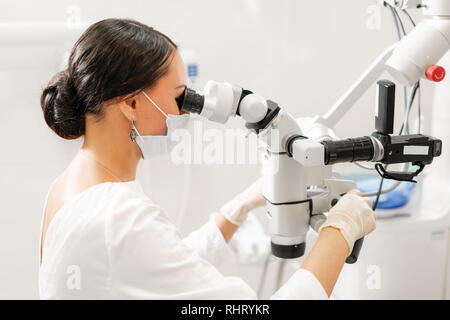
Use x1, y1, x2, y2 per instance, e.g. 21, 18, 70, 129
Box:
39, 180, 328, 299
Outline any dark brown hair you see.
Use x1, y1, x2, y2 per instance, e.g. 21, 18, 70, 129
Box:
40, 18, 177, 139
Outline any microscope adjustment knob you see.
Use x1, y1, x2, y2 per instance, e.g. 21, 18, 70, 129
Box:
425, 65, 445, 82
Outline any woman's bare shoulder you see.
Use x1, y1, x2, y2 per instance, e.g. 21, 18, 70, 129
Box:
40, 156, 116, 260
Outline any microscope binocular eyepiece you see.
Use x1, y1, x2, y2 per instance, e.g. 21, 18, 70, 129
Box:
176, 87, 205, 114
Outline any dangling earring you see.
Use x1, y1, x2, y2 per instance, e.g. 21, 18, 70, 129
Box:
130, 117, 137, 141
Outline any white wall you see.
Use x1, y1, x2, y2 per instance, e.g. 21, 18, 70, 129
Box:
0, 0, 432, 299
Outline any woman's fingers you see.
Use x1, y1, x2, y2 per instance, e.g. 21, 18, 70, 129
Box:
348, 188, 372, 208
347, 188, 362, 196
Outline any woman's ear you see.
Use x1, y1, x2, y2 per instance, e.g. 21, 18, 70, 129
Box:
118, 96, 137, 121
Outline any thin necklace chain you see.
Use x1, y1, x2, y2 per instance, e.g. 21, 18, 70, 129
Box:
79, 150, 124, 182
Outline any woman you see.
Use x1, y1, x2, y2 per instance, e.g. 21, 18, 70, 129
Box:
39, 18, 376, 299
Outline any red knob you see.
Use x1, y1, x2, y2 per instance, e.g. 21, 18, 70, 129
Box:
425, 65, 446, 82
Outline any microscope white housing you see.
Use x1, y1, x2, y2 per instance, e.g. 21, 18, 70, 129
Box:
385, 0, 450, 86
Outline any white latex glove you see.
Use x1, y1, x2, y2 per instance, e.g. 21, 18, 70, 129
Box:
319, 189, 376, 255
219, 179, 266, 226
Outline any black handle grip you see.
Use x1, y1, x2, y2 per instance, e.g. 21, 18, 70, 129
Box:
345, 237, 364, 264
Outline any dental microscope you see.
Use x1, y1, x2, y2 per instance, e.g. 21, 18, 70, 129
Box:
176, 0, 448, 264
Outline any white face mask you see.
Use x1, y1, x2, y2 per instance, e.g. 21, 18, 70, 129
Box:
132, 91, 190, 159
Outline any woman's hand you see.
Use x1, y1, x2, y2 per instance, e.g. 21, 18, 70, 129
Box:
319, 189, 376, 255
219, 179, 265, 227
301, 189, 376, 297
215, 179, 265, 243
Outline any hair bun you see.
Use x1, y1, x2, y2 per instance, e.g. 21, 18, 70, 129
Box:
40, 71, 85, 139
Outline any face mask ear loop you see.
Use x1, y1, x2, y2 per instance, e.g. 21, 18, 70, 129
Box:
141, 91, 168, 118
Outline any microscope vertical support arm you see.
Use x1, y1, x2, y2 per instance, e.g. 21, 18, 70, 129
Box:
322, 43, 397, 128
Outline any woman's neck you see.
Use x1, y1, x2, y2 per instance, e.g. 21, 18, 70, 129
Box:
81, 114, 140, 182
